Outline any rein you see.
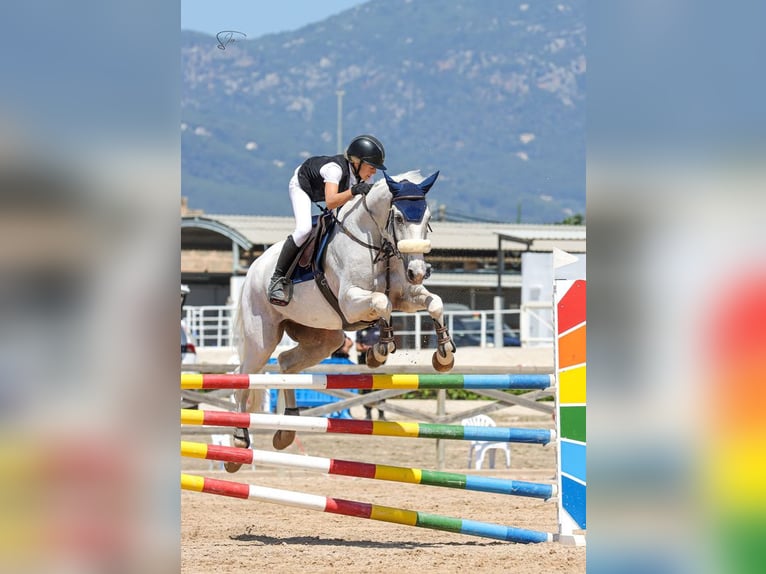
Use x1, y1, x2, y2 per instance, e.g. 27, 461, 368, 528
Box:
308, 196, 399, 330
310, 179, 430, 339
328, 196, 404, 299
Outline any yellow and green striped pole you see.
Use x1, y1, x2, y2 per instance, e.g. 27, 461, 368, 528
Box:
182, 440, 554, 499
181, 473, 553, 544
182, 372, 553, 391
181, 409, 555, 444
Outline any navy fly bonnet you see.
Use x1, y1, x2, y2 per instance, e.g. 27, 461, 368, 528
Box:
383, 171, 440, 222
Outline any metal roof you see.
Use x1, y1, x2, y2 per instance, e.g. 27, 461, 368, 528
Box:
182, 214, 586, 253
427, 222, 586, 252
181, 216, 254, 249
494, 228, 586, 252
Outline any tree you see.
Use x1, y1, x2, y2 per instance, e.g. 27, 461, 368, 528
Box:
559, 213, 584, 225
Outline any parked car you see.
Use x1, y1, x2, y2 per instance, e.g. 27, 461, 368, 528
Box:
181, 284, 197, 366
181, 321, 197, 365
420, 309, 521, 348
451, 317, 521, 347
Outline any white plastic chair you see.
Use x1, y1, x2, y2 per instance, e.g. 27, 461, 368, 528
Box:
209, 434, 232, 469
461, 414, 511, 470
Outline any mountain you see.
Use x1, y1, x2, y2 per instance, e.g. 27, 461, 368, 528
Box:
182, 0, 585, 223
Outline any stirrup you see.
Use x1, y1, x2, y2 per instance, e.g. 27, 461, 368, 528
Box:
268, 277, 293, 306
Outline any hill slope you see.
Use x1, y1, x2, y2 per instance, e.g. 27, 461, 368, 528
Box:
182, 0, 585, 223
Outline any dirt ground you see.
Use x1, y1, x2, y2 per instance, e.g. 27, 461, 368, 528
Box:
181, 401, 586, 573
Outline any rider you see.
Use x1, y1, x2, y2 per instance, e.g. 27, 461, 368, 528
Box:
268, 134, 387, 306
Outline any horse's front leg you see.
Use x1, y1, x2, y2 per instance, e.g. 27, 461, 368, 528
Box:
401, 286, 455, 372
363, 315, 397, 368
340, 287, 392, 367
378, 317, 397, 354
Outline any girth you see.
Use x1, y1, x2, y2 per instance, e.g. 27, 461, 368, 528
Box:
309, 210, 379, 331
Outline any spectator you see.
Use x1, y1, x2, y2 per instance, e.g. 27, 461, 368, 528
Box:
331, 334, 354, 360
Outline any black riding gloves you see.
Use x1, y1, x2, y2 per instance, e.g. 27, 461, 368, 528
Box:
351, 181, 372, 196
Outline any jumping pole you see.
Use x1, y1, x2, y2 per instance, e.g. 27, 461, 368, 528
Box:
181, 409, 556, 445
181, 473, 554, 544
181, 372, 554, 391
181, 440, 555, 499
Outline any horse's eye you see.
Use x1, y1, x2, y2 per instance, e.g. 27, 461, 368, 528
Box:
395, 214, 404, 224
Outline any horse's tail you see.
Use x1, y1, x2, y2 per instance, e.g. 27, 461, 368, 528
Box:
231, 281, 247, 374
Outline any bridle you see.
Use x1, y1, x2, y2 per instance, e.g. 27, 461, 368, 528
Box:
326, 195, 397, 299
324, 192, 432, 299
311, 176, 436, 343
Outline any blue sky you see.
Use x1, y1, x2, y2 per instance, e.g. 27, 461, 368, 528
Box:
181, 0, 368, 37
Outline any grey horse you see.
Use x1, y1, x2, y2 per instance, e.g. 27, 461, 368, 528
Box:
226, 171, 455, 472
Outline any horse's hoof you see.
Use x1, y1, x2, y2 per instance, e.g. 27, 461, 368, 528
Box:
366, 348, 384, 368
432, 352, 454, 372
224, 431, 250, 472
272, 430, 296, 450
233, 428, 251, 449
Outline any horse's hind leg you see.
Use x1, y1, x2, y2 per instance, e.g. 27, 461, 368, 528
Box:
270, 388, 299, 450
280, 323, 345, 373
226, 387, 263, 446
225, 302, 284, 472
225, 389, 262, 473
270, 323, 345, 450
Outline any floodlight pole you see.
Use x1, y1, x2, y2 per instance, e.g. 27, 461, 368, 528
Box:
336, 90, 345, 154
495, 236, 505, 347
496, 235, 504, 298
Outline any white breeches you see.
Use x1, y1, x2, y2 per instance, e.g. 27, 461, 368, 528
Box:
288, 173, 313, 247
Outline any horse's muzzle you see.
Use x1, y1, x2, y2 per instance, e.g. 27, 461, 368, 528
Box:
405, 258, 430, 285
397, 239, 431, 254
407, 268, 425, 284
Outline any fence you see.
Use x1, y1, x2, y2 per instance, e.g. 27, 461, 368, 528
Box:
183, 305, 554, 350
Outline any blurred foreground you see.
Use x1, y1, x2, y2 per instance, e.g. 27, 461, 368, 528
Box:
0, 2, 179, 572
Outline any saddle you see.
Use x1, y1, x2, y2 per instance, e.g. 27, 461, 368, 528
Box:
286, 211, 376, 331
286, 211, 333, 285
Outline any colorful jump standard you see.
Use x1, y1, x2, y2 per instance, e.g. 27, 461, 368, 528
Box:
181, 372, 553, 391
555, 278, 587, 544
181, 473, 553, 544
181, 440, 555, 499
181, 409, 556, 445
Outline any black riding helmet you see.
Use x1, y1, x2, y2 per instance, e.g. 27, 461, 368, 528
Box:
346, 134, 387, 170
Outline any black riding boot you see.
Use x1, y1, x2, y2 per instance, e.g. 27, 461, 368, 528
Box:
268, 235, 300, 306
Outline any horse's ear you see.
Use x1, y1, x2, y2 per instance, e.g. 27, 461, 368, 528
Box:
418, 171, 440, 194
384, 171, 402, 192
